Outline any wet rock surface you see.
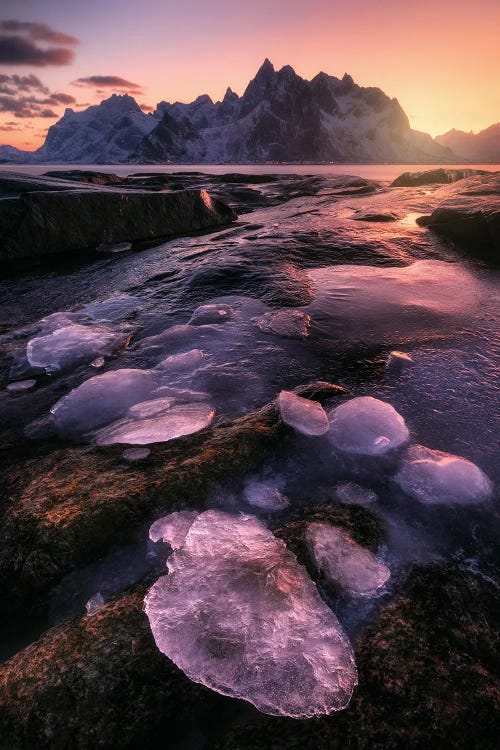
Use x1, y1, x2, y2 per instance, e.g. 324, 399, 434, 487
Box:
0, 168, 498, 748
1, 562, 495, 750
0, 182, 237, 264
0, 585, 213, 749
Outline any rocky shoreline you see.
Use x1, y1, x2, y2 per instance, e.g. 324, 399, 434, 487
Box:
0, 167, 498, 748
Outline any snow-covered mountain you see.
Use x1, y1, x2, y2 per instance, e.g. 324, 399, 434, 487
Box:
36, 94, 159, 163
1, 61, 460, 164
135, 60, 453, 164
0, 145, 33, 163
435, 124, 500, 163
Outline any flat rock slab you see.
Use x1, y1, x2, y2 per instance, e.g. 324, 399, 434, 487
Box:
0, 184, 236, 262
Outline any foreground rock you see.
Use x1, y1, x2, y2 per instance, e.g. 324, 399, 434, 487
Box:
2, 565, 493, 749
0, 382, 346, 615
211, 566, 499, 750
0, 180, 236, 263
0, 586, 211, 749
145, 511, 357, 718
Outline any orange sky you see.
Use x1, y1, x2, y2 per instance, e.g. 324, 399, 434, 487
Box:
1, 0, 499, 150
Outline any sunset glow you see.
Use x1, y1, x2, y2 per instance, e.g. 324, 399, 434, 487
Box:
0, 0, 499, 150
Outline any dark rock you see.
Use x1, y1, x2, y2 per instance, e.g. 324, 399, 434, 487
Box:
43, 170, 125, 185
391, 168, 487, 187
0, 585, 214, 749
353, 211, 399, 222
1, 565, 495, 750
0, 171, 99, 196
0, 382, 346, 615
211, 566, 499, 750
0, 183, 237, 263
416, 172, 500, 261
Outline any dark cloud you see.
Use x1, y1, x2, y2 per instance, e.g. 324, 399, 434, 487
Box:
0, 94, 59, 117
47, 91, 76, 105
0, 19, 78, 66
0, 85, 76, 118
0, 20, 78, 46
0, 35, 74, 65
73, 75, 143, 93
0, 122, 19, 132
0, 73, 49, 95
140, 103, 154, 112
0, 74, 75, 117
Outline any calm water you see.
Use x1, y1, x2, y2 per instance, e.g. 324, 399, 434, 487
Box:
1, 162, 498, 182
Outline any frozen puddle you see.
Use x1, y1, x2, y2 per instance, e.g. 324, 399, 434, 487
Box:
278, 390, 330, 436
27, 324, 125, 374
307, 260, 481, 345
189, 303, 233, 325
51, 369, 158, 436
329, 396, 409, 457
395, 445, 492, 505
149, 511, 198, 548
95, 403, 215, 446
242, 479, 289, 511
307, 523, 390, 596
145, 511, 357, 718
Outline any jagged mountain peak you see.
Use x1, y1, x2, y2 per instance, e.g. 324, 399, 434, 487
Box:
3, 60, 469, 164
258, 58, 275, 74
223, 87, 238, 103
99, 93, 142, 113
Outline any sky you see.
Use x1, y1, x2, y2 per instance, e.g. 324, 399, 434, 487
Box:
0, 0, 499, 150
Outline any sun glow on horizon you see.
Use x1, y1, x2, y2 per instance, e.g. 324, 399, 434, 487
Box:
0, 0, 499, 151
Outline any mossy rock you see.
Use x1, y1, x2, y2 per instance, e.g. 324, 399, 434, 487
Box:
0, 582, 223, 749
0, 382, 346, 616
210, 565, 499, 750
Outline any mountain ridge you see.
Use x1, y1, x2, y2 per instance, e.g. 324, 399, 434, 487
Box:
1, 60, 496, 164
435, 123, 500, 163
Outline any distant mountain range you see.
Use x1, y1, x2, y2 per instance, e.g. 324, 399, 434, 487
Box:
1, 60, 499, 165
435, 124, 500, 163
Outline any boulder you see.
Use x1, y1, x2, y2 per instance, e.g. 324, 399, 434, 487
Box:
417, 197, 500, 261
0, 182, 237, 263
